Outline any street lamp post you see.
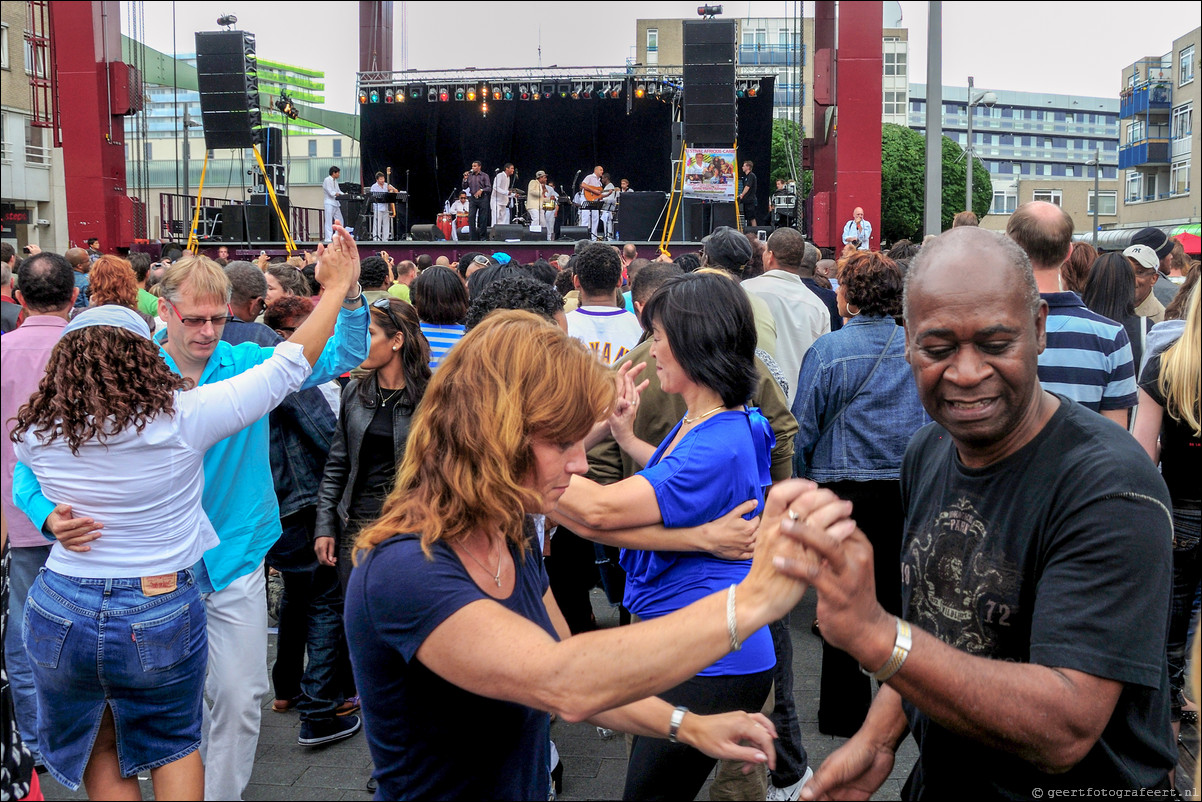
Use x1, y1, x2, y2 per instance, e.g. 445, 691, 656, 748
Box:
1086, 148, 1101, 246
965, 77, 997, 214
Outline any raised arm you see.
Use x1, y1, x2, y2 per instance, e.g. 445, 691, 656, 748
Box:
303, 226, 370, 386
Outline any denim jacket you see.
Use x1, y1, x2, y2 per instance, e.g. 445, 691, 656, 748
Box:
790, 315, 929, 482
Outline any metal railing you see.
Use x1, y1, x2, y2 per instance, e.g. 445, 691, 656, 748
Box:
157, 192, 322, 244
24, 144, 50, 165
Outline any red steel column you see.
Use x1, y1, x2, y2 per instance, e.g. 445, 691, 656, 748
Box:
810, 1, 882, 251
359, 1, 394, 73
50, 0, 135, 250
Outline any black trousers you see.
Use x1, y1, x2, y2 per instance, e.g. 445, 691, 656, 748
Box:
468, 196, 490, 240
622, 669, 773, 801
817, 479, 904, 737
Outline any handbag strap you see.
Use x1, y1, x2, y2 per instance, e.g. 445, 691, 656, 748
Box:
815, 324, 899, 442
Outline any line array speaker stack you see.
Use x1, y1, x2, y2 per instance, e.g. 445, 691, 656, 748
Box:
195, 30, 261, 150
682, 20, 737, 146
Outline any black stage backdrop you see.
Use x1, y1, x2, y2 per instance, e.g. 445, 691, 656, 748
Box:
360, 77, 775, 232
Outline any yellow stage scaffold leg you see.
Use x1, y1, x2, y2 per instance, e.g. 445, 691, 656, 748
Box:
186, 151, 210, 254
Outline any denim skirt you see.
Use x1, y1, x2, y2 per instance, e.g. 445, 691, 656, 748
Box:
23, 567, 207, 791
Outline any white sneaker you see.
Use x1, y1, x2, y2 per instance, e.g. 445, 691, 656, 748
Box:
766, 766, 814, 801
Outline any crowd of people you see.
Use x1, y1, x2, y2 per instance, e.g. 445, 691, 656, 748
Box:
0, 204, 1198, 802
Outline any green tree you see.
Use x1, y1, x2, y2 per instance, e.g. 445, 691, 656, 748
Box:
880, 122, 991, 243
770, 117, 812, 195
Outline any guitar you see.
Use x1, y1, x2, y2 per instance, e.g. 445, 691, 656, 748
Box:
581, 182, 612, 203
387, 167, 396, 217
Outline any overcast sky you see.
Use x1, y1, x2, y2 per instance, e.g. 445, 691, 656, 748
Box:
125, 1, 1198, 114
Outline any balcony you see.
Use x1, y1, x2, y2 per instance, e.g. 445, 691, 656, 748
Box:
738, 44, 799, 66
1120, 83, 1172, 119
1118, 139, 1170, 169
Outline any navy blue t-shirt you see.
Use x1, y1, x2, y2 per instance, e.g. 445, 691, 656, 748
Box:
345, 529, 555, 800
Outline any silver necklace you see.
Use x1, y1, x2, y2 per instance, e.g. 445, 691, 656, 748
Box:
460, 538, 502, 587
683, 405, 725, 425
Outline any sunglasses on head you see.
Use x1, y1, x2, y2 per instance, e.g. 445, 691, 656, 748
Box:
371, 296, 404, 331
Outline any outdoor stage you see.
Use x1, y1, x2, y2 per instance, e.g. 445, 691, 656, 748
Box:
179, 240, 702, 265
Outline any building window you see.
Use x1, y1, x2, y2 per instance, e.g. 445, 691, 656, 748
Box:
1126, 172, 1142, 202
1127, 120, 1145, 142
1032, 189, 1062, 206
741, 28, 767, 48
308, 139, 317, 157
991, 188, 1017, 215
646, 28, 658, 52
1, 23, 9, 70
883, 91, 906, 116
1171, 159, 1191, 195
143, 141, 153, 160
333, 139, 341, 158
1087, 190, 1117, 216
1180, 45, 1195, 86
1065, 166, 1074, 177
23, 35, 47, 78
883, 51, 906, 76
1172, 103, 1193, 139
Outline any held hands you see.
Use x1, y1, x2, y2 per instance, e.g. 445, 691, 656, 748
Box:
741, 481, 856, 623
46, 504, 103, 553
314, 223, 359, 296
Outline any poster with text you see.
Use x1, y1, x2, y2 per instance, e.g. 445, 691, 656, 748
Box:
682, 149, 737, 199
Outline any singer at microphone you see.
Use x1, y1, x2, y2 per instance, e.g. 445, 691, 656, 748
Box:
841, 206, 872, 252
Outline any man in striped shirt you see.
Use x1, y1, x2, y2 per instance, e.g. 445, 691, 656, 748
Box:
1006, 202, 1135, 426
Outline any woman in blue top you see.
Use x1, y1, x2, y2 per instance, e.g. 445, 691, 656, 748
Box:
553, 273, 778, 800
790, 251, 929, 737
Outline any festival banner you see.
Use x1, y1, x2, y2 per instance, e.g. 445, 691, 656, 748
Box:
682, 149, 737, 200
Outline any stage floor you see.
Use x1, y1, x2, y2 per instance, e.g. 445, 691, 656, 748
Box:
148, 240, 702, 264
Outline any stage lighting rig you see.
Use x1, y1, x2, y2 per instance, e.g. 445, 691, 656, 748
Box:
635, 84, 646, 99
697, 4, 722, 17
274, 93, 299, 119
383, 89, 394, 104
217, 13, 237, 27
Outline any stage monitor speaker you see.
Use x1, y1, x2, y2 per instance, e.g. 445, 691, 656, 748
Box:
410, 224, 445, 241
221, 204, 272, 242
616, 192, 669, 241
682, 200, 738, 240
195, 30, 259, 151
338, 197, 365, 232
489, 224, 528, 242
558, 226, 590, 242
246, 195, 290, 241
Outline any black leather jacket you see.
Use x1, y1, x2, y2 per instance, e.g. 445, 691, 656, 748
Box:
314, 373, 416, 545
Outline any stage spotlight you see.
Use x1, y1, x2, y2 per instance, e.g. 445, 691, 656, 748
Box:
383, 89, 394, 103
466, 86, 476, 102
609, 83, 621, 99
635, 83, 646, 99
519, 84, 530, 100
217, 13, 237, 27
438, 86, 450, 102
396, 87, 405, 102
359, 90, 369, 104
428, 86, 438, 102
581, 83, 593, 99
274, 93, 299, 118
503, 85, 514, 100
493, 87, 502, 100
369, 89, 380, 103
747, 83, 758, 98
412, 84, 424, 101
455, 86, 466, 101
697, 4, 722, 17
571, 82, 582, 99
543, 82, 555, 99
557, 83, 569, 99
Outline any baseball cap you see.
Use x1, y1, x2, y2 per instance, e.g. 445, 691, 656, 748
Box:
1130, 227, 1172, 260
535, 170, 546, 178
700, 226, 754, 272
1123, 244, 1159, 271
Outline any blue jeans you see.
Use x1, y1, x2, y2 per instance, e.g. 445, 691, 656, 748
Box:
768, 613, 809, 787
1167, 506, 1201, 720
4, 544, 52, 762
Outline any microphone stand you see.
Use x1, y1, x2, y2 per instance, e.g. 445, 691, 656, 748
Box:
404, 169, 410, 240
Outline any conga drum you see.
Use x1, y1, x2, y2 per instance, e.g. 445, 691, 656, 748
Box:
437, 213, 453, 240
455, 211, 469, 238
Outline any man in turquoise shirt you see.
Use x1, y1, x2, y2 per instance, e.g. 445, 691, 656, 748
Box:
16, 229, 368, 800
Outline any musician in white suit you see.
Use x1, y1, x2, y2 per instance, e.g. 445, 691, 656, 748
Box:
491, 163, 515, 226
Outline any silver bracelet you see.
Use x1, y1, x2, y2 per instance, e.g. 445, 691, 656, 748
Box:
668, 705, 689, 743
726, 584, 742, 652
342, 282, 363, 305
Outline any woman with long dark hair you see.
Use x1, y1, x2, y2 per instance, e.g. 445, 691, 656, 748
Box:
9, 239, 357, 799
314, 297, 431, 588
790, 250, 929, 737
1082, 251, 1150, 367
